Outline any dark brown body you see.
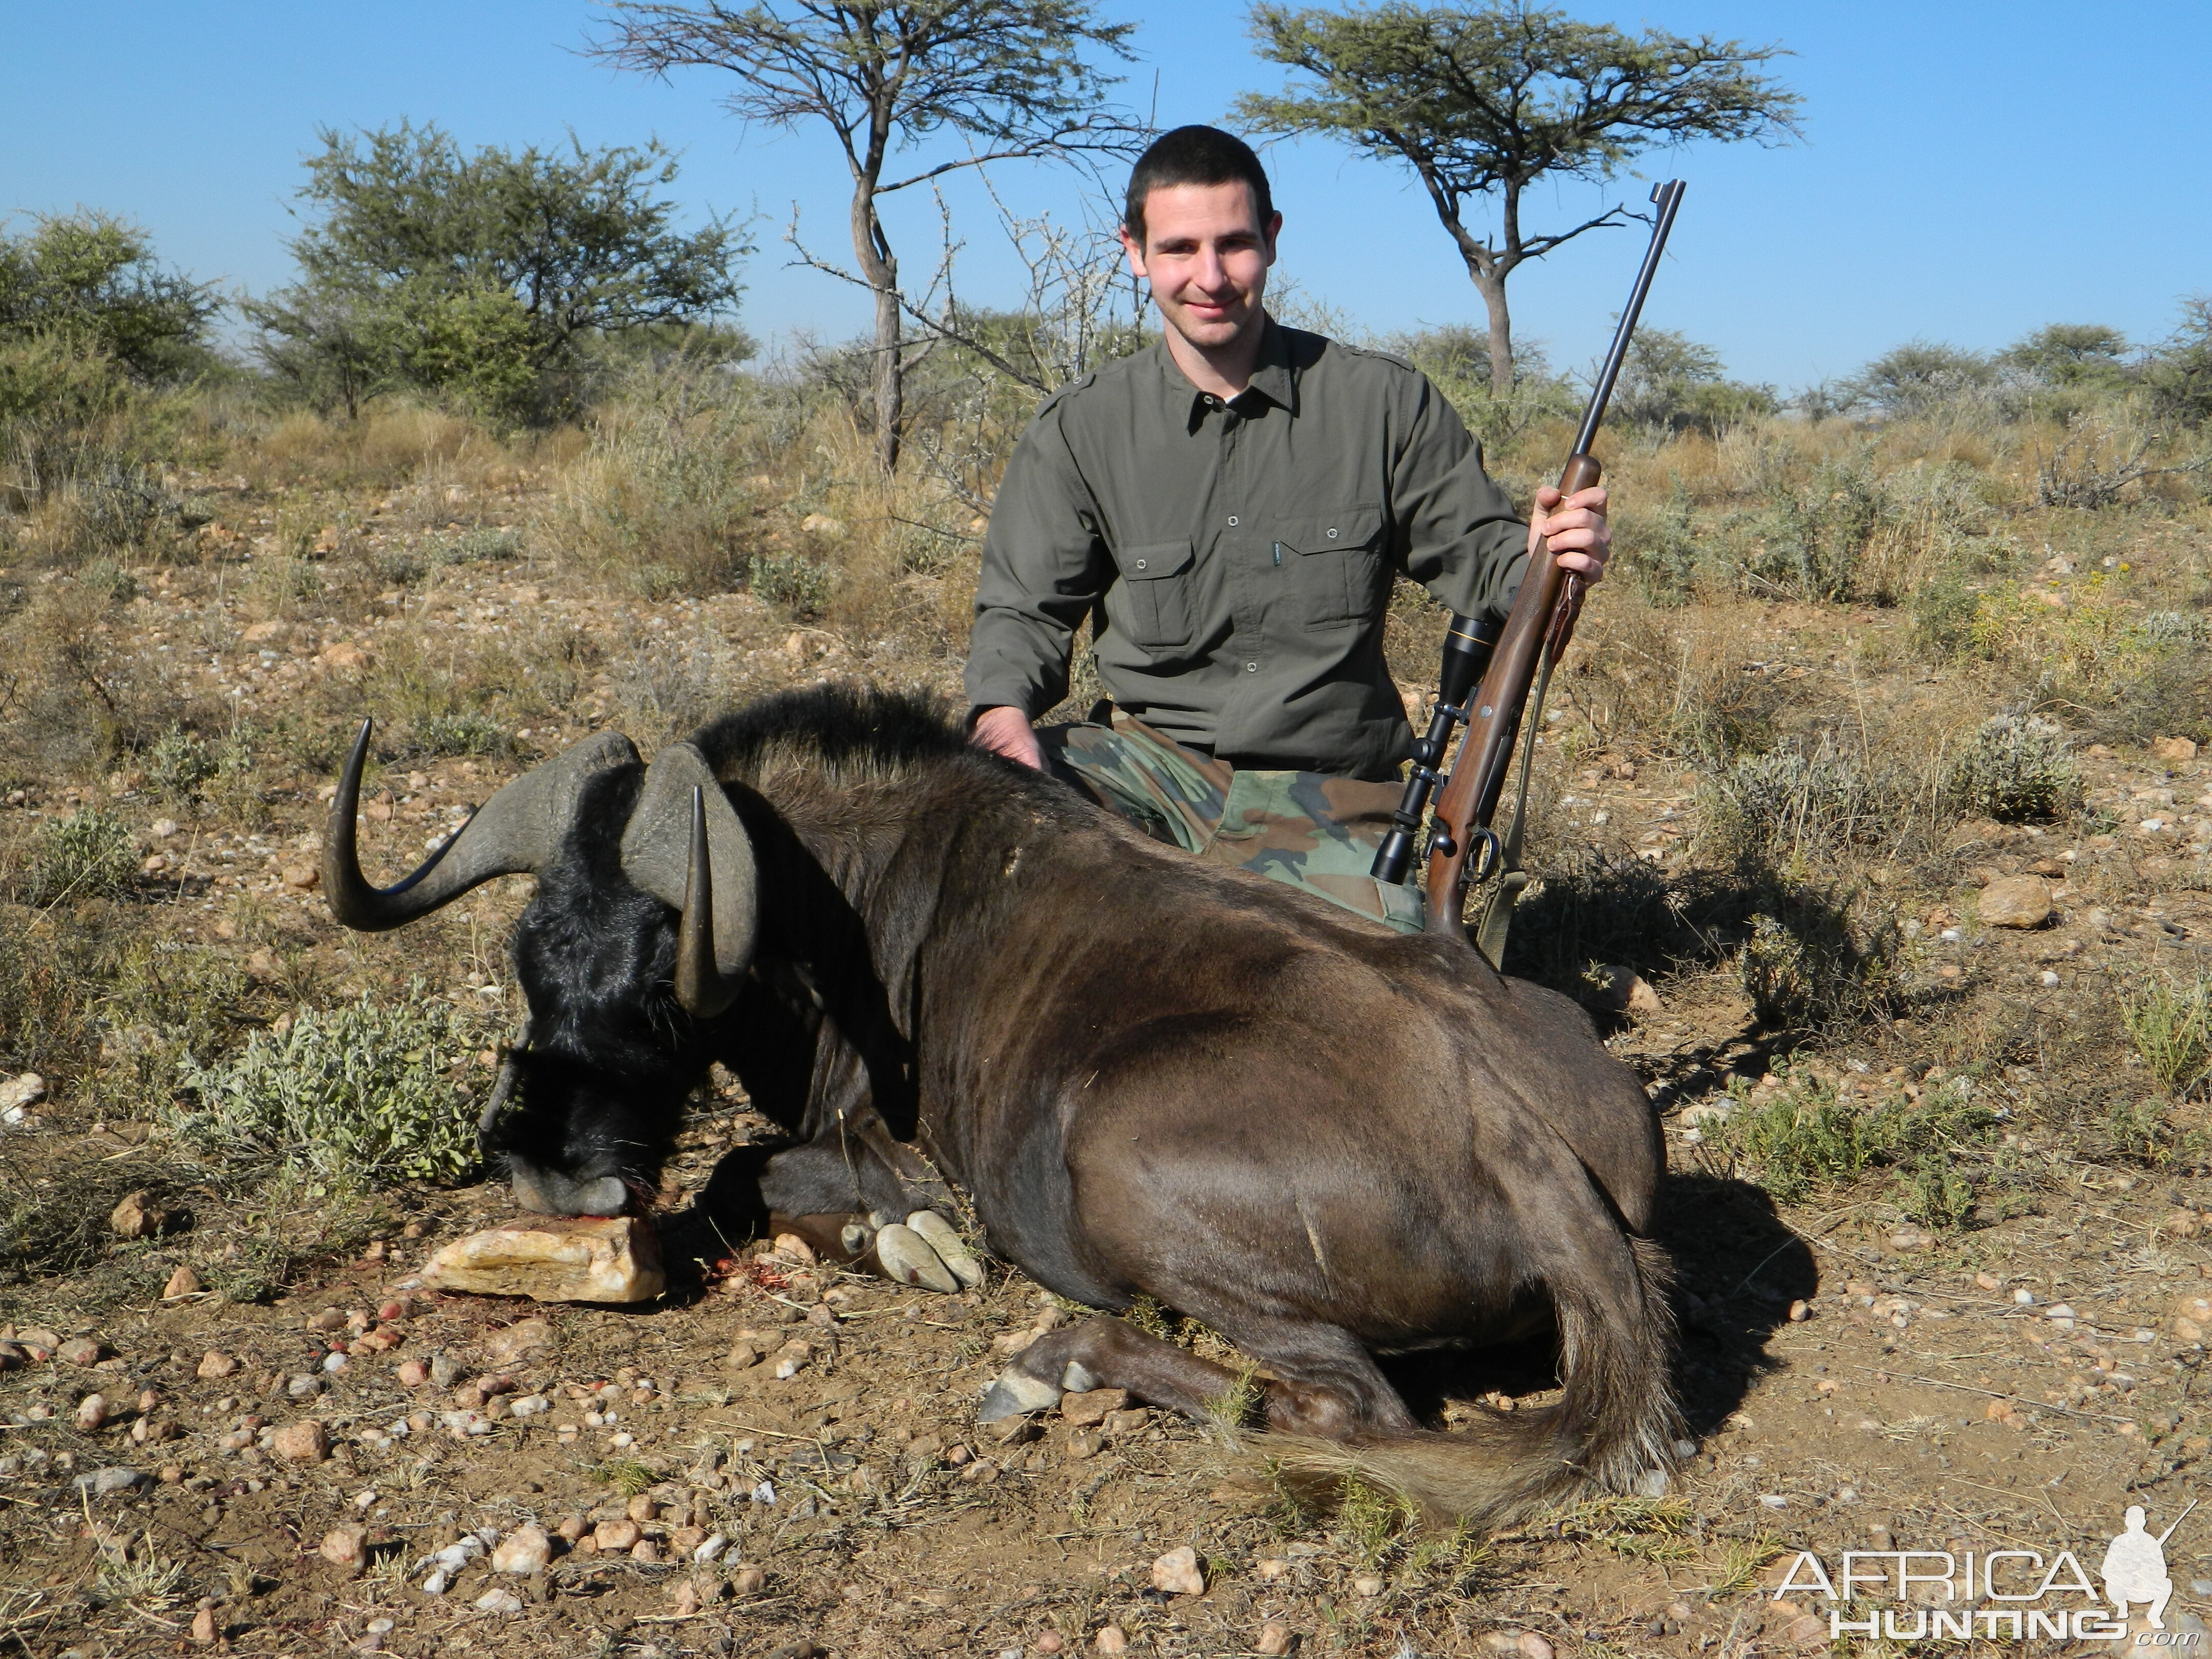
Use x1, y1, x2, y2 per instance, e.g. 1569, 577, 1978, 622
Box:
328, 687, 1682, 1524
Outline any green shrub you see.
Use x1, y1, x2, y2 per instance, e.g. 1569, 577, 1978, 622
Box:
166, 984, 493, 1189
407, 710, 511, 759
1711, 1074, 1871, 1202
2122, 972, 2212, 1100
23, 807, 135, 906
534, 354, 760, 594
147, 722, 219, 798
747, 550, 831, 617
429, 525, 522, 564
1710, 735, 1908, 862
1738, 904, 1900, 1035
1894, 1154, 1976, 1228
1910, 565, 1981, 658
1737, 459, 1886, 602
1713, 1068, 1996, 1214
1615, 481, 1701, 606
1948, 713, 2082, 822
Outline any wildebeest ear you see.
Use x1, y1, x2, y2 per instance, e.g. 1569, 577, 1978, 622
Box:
619, 741, 756, 983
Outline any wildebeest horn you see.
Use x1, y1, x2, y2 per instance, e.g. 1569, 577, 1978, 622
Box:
322, 718, 641, 929
616, 741, 755, 1017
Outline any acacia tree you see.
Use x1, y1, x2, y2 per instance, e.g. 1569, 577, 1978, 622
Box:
0, 211, 220, 378
1237, 2, 1798, 394
592, 1, 1138, 472
247, 122, 747, 419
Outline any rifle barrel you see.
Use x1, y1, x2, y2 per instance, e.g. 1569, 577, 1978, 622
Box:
1571, 180, 1687, 459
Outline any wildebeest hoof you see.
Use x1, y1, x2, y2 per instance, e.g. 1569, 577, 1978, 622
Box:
510, 1164, 628, 1218
979, 1367, 1062, 1421
1631, 1466, 1671, 1498
906, 1210, 982, 1288
1061, 1360, 1099, 1392
874, 1223, 959, 1293
840, 1221, 875, 1257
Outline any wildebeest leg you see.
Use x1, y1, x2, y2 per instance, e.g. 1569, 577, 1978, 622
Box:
981, 1312, 1415, 1440
980, 1316, 1252, 1420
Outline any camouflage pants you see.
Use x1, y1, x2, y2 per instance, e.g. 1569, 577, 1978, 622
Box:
1041, 714, 1425, 933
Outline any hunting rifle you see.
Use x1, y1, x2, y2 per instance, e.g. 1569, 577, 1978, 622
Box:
1373, 179, 1687, 966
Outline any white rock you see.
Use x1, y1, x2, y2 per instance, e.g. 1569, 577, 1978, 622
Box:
491, 1525, 549, 1575
474, 1587, 524, 1614
695, 1533, 729, 1562
0, 1074, 46, 1113
1150, 1546, 1204, 1596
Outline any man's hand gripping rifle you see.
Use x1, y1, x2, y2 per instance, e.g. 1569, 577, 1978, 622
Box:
1373, 180, 1688, 965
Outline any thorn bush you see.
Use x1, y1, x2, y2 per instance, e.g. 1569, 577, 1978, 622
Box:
165, 982, 494, 1189
22, 806, 136, 906
1948, 712, 2082, 822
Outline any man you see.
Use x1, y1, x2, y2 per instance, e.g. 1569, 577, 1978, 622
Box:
2101, 1505, 2175, 1629
964, 125, 1610, 931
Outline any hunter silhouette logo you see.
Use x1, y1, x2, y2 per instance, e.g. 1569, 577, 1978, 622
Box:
2103, 1502, 2195, 1630
1771, 1500, 2202, 1643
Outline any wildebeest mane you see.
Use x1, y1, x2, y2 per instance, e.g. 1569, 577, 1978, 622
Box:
691, 683, 978, 791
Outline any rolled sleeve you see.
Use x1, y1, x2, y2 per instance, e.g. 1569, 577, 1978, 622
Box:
1390, 380, 1529, 622
965, 402, 1111, 719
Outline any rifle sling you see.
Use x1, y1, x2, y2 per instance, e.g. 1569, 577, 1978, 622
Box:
1473, 634, 1560, 970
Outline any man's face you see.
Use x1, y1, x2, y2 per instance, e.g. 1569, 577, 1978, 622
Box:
1120, 181, 1279, 355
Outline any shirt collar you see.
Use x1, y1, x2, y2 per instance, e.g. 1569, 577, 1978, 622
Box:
1160, 314, 1299, 430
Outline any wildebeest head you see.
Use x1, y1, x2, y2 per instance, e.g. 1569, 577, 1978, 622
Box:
321, 719, 757, 1215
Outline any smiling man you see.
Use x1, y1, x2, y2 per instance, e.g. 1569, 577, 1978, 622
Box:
964, 125, 1609, 930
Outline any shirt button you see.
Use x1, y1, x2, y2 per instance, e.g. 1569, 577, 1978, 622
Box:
1227, 516, 1239, 526
1133, 559, 1147, 570
1245, 662, 1259, 673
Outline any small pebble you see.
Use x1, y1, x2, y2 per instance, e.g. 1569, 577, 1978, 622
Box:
76, 1394, 108, 1431
191, 1608, 217, 1644
197, 1351, 237, 1380
1788, 1300, 1809, 1322
593, 1519, 641, 1551
1037, 1634, 1066, 1655
475, 1587, 524, 1614
732, 1565, 768, 1594
58, 1336, 102, 1366
1094, 1628, 1129, 1655
1519, 1635, 1555, 1659
162, 1264, 201, 1300
320, 1525, 367, 1572
1257, 1623, 1294, 1656
1353, 1575, 1385, 1597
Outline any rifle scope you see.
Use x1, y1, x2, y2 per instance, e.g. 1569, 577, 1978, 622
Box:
1371, 612, 1501, 886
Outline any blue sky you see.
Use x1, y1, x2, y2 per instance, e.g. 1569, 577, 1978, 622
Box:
5, 2, 2206, 391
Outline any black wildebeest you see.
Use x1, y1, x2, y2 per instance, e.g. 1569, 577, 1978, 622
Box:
323, 686, 1679, 1523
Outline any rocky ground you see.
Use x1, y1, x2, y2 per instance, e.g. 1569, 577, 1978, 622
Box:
5, 466, 2212, 1657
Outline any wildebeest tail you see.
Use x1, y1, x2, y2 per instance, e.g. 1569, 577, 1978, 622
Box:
1259, 1228, 1682, 1532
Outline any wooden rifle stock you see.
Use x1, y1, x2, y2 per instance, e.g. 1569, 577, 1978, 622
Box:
1419, 181, 1686, 947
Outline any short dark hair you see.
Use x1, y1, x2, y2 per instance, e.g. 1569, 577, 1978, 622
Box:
1123, 126, 1274, 249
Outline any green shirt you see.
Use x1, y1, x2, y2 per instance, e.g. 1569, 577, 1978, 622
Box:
965, 317, 1528, 782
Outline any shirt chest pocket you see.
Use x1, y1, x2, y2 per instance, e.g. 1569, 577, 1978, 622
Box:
1274, 507, 1386, 627
1109, 539, 1198, 652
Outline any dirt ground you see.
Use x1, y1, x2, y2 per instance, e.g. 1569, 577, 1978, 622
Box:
6, 466, 2212, 1658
